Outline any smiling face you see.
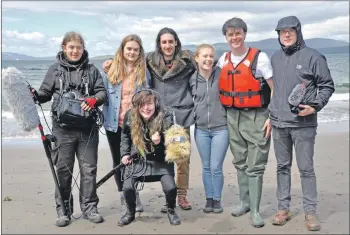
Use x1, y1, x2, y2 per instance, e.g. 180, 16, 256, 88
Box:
123, 40, 140, 64
279, 28, 297, 47
139, 98, 156, 121
195, 47, 214, 71
160, 33, 177, 58
225, 27, 246, 50
62, 40, 84, 62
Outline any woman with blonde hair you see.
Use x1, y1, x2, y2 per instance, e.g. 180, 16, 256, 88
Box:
102, 34, 150, 213
190, 44, 228, 214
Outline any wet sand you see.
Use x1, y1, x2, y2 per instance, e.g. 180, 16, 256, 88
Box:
1, 122, 349, 234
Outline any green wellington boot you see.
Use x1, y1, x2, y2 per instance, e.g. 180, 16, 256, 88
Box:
231, 170, 250, 217
249, 176, 265, 228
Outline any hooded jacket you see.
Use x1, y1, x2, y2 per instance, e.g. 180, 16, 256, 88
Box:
269, 16, 335, 128
189, 67, 227, 131
37, 50, 107, 114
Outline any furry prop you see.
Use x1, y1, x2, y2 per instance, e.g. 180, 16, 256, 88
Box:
164, 125, 191, 165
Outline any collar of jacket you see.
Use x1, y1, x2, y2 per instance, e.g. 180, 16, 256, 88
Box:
147, 50, 195, 80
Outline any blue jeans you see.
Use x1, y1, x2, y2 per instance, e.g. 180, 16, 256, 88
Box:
194, 128, 229, 201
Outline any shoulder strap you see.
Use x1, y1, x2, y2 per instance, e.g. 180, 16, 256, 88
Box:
57, 63, 65, 95
250, 49, 261, 77
82, 64, 92, 96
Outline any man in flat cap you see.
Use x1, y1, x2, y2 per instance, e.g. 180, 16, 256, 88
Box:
216, 17, 274, 228
269, 15, 334, 231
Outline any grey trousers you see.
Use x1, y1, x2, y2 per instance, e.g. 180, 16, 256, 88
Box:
52, 122, 100, 216
272, 126, 317, 215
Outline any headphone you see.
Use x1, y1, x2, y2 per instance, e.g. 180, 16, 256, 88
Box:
131, 88, 162, 110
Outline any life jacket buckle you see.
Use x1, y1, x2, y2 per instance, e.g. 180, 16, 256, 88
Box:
228, 70, 240, 75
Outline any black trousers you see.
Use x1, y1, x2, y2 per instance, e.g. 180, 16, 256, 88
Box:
123, 175, 177, 210
106, 128, 123, 192
52, 122, 99, 217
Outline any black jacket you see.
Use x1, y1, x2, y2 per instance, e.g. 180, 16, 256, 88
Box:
37, 50, 107, 111
120, 108, 175, 177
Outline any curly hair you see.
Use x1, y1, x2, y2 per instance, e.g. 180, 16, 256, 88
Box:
130, 90, 164, 156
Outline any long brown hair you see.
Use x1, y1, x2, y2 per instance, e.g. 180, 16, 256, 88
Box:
130, 90, 163, 156
107, 34, 146, 87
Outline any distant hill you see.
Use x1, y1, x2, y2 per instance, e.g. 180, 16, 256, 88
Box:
2, 52, 37, 60
2, 38, 349, 61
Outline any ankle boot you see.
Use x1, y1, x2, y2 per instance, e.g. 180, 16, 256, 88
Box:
117, 203, 136, 227
231, 170, 250, 217
203, 198, 213, 213
167, 208, 181, 225
165, 188, 181, 225
249, 176, 264, 228
212, 200, 224, 214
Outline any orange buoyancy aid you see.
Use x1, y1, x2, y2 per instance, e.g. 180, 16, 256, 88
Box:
219, 47, 271, 109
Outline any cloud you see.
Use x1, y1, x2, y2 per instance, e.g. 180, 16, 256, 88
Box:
3, 16, 22, 22
3, 30, 45, 41
2, 1, 349, 57
302, 16, 350, 40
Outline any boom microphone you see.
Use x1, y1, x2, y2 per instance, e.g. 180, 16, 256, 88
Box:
2, 67, 40, 131
288, 83, 305, 107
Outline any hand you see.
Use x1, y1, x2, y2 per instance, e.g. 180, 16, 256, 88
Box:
81, 97, 97, 111
122, 155, 132, 165
29, 87, 39, 103
151, 131, 161, 145
298, 104, 316, 116
262, 118, 272, 139
102, 60, 113, 74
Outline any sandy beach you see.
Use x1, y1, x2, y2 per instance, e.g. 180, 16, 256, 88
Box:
1, 121, 349, 234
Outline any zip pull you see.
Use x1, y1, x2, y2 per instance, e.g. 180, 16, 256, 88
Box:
82, 74, 89, 96
59, 78, 63, 94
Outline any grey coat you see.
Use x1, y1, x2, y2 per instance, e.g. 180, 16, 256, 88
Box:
146, 50, 197, 128
269, 16, 335, 128
189, 67, 227, 131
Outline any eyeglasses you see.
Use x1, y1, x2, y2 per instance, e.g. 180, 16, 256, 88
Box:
279, 28, 296, 36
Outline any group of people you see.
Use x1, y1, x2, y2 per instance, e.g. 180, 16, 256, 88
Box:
33, 15, 334, 231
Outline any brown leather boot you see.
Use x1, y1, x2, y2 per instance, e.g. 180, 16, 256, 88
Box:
272, 210, 292, 226
177, 196, 192, 210
305, 214, 321, 231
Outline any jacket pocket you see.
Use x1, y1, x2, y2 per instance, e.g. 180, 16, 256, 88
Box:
193, 103, 207, 126
105, 88, 116, 106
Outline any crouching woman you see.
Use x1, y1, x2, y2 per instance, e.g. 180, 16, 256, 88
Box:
118, 89, 181, 226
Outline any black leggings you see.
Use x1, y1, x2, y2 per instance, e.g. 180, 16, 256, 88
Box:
123, 175, 177, 209
106, 128, 123, 192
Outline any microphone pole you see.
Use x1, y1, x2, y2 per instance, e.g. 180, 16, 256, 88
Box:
96, 164, 123, 189
30, 89, 67, 216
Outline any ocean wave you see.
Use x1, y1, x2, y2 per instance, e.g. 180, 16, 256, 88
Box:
1, 110, 52, 119
335, 83, 349, 88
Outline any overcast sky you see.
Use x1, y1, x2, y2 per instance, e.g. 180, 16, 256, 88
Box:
2, 1, 349, 57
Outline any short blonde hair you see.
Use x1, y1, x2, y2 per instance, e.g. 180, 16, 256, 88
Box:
194, 44, 215, 58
